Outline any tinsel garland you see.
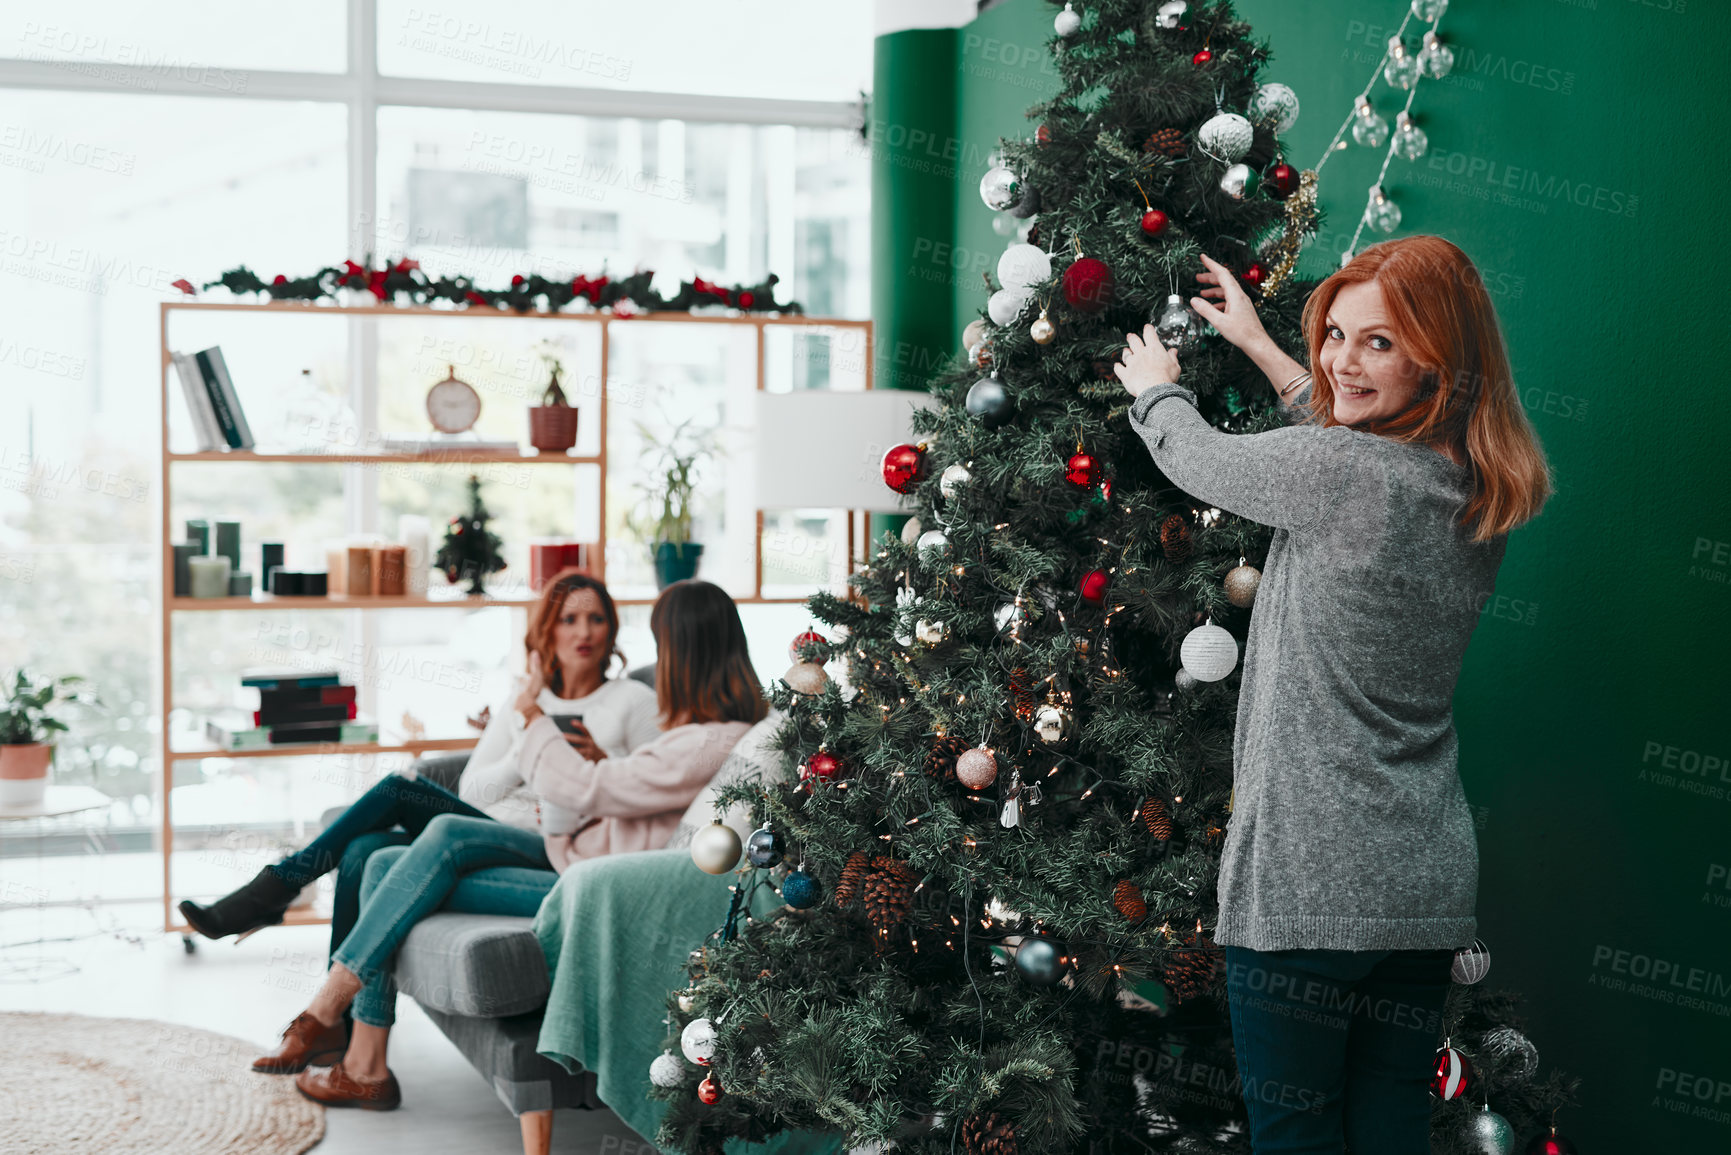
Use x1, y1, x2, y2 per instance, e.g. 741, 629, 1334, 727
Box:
192, 258, 801, 315
1256, 168, 1319, 300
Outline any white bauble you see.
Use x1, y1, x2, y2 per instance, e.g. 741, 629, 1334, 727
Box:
1180, 621, 1238, 682
649, 1051, 686, 1088
940, 463, 972, 499
991, 212, 1019, 237
690, 821, 743, 875
900, 516, 923, 546
1053, 3, 1081, 36
1154, 0, 1188, 29
915, 619, 948, 645
961, 319, 986, 352
1451, 939, 1492, 984
915, 529, 951, 561
1248, 82, 1300, 133
987, 287, 1032, 327
680, 1017, 717, 1065
996, 243, 1052, 291
783, 661, 830, 696
1197, 112, 1253, 163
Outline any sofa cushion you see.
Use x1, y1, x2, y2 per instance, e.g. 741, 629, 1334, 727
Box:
395, 913, 548, 1018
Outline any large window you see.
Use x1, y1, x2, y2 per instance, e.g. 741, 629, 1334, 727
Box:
0, 3, 870, 910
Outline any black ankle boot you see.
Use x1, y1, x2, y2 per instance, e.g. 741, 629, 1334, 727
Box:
179, 866, 299, 939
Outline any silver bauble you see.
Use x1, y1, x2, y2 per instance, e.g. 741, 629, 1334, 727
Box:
677, 990, 696, 1013
679, 1017, 717, 1065
1053, 3, 1080, 36
1197, 112, 1253, 163
1467, 1107, 1516, 1155
690, 822, 743, 875
1247, 82, 1300, 133
1482, 1027, 1540, 1081
994, 601, 1030, 635
915, 529, 951, 561
1451, 938, 1492, 984
1030, 311, 1056, 345
1219, 162, 1259, 201
783, 661, 830, 695
1153, 293, 1204, 350
1154, 0, 1188, 29
1033, 703, 1072, 744
1173, 668, 1198, 691
915, 618, 948, 645
1224, 564, 1262, 608
940, 463, 972, 500
979, 165, 1019, 211
649, 1051, 686, 1088
997, 243, 1052, 291
1180, 622, 1238, 682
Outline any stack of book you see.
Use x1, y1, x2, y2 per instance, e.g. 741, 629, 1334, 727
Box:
172, 345, 255, 452
204, 669, 380, 749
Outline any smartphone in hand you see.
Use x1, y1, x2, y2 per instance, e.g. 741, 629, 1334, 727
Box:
551, 714, 586, 736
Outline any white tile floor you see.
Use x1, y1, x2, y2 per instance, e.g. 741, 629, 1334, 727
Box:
0, 902, 654, 1154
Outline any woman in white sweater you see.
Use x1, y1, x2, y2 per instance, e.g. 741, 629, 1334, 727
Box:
180, 570, 658, 954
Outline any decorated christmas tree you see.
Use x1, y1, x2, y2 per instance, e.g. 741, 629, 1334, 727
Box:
653, 3, 1574, 1153
434, 474, 506, 595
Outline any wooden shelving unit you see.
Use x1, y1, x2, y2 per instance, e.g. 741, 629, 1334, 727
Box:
157, 299, 872, 934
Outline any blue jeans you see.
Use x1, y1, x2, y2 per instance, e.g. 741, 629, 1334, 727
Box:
332, 813, 557, 1027
1223, 945, 1454, 1154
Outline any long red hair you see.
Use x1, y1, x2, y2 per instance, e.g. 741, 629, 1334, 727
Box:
526, 569, 624, 694
1299, 235, 1551, 541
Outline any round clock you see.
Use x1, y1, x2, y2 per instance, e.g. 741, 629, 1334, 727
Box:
426, 364, 481, 434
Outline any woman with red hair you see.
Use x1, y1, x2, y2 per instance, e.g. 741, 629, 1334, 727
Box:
1116, 236, 1550, 1154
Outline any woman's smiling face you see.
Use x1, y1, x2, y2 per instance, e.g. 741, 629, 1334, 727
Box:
1319, 279, 1426, 427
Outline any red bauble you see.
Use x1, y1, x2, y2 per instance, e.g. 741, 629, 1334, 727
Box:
1430, 1046, 1472, 1100
788, 630, 827, 663
881, 443, 927, 494
1062, 257, 1115, 313
1079, 569, 1110, 604
1140, 209, 1169, 237
738, 290, 755, 309
1099, 477, 1114, 503
1192, 48, 1213, 65
1243, 263, 1267, 287
1036, 125, 1051, 146
1065, 452, 1102, 488
511, 274, 526, 286
698, 1074, 722, 1104
272, 274, 288, 285
802, 750, 842, 784
1267, 163, 1299, 200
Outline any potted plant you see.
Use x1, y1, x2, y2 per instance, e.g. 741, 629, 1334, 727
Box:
528, 341, 579, 453
1, 670, 93, 808
627, 416, 718, 589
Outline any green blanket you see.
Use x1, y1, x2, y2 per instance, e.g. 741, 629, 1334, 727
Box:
533, 848, 843, 1155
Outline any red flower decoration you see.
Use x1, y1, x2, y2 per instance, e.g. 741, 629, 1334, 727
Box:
511, 274, 526, 286
737, 290, 755, 309
171, 278, 197, 296
272, 274, 288, 285
393, 258, 420, 273
464, 291, 486, 305
368, 269, 388, 300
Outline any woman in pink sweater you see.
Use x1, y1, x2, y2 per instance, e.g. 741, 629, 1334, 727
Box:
260, 579, 765, 1111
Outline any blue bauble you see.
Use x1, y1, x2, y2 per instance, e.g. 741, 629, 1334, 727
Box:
745, 826, 785, 869
1014, 935, 1067, 985
965, 378, 1013, 429
781, 870, 821, 909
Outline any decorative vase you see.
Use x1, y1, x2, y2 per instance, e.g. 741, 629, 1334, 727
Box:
0, 743, 53, 808
528, 406, 579, 452
652, 542, 703, 589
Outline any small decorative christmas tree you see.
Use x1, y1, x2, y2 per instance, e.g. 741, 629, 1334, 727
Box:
434, 474, 506, 595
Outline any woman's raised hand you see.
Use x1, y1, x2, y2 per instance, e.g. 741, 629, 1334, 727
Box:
513, 651, 547, 718
1114, 324, 1182, 398
1191, 252, 1272, 355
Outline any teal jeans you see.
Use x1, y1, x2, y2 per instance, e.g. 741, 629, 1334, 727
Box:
332, 813, 557, 1027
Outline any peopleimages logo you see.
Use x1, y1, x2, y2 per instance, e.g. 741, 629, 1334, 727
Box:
1421, 148, 1640, 218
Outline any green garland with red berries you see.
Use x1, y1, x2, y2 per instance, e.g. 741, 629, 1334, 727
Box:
187, 259, 799, 315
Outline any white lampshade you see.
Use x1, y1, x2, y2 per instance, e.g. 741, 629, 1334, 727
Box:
755, 390, 934, 511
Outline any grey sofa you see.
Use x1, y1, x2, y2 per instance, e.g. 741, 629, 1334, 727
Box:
400, 752, 602, 1154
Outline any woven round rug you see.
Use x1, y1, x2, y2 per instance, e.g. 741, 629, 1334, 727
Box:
0, 1013, 324, 1155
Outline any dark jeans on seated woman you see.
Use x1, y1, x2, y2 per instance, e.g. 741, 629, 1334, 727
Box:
1223, 944, 1454, 1155
266, 773, 491, 955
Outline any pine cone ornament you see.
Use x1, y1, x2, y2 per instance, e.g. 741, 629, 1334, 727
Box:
1025, 222, 1042, 249
924, 734, 970, 783
1162, 931, 1224, 1003
1160, 514, 1193, 562
834, 851, 871, 907
1008, 667, 1037, 722
863, 856, 919, 933
1140, 797, 1173, 841
1112, 880, 1147, 923
1143, 127, 1187, 158
962, 1112, 1019, 1155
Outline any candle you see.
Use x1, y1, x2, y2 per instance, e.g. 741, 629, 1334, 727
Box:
228, 570, 253, 597
188, 555, 232, 599
260, 542, 283, 593
172, 543, 200, 597
398, 515, 430, 596
184, 520, 209, 555
214, 521, 241, 569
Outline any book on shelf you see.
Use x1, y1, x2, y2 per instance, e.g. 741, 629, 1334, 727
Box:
254, 684, 357, 707
377, 434, 522, 454
240, 668, 344, 689
171, 352, 223, 452
253, 700, 358, 726
204, 713, 380, 750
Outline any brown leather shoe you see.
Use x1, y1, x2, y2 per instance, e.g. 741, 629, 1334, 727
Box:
252, 1012, 348, 1074
294, 1061, 402, 1111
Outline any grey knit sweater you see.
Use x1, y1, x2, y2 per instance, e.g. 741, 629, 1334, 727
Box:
1128, 383, 1506, 952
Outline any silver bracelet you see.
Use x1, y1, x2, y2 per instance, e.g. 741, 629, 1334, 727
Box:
1279, 370, 1312, 397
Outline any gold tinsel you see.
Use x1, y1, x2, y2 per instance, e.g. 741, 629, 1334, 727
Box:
1259, 168, 1319, 301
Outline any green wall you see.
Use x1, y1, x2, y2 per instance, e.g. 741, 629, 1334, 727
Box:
874, 2, 1731, 1147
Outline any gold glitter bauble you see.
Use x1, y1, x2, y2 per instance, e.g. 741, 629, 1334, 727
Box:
1224, 564, 1262, 608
